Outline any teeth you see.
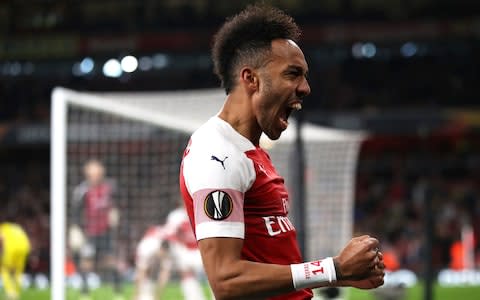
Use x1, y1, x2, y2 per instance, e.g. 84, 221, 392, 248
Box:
292, 103, 302, 110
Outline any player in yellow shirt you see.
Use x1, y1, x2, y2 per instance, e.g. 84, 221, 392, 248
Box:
0, 222, 31, 300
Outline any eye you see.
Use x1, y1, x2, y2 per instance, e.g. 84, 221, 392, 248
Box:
291, 71, 301, 77
285, 70, 301, 79
284, 66, 308, 80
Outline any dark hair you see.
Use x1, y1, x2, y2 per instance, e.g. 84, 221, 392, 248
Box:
212, 4, 301, 94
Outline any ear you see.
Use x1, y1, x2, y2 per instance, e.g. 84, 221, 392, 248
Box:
240, 67, 259, 92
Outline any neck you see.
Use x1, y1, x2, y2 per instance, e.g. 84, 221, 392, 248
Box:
218, 90, 262, 145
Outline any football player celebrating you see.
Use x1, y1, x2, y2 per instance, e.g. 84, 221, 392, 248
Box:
179, 4, 385, 300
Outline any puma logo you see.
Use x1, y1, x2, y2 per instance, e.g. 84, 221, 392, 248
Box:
211, 155, 228, 169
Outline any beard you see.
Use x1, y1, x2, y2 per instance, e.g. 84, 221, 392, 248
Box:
256, 74, 287, 140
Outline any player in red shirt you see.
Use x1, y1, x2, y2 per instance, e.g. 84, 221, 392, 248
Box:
134, 205, 209, 300
70, 159, 121, 299
180, 4, 385, 300
134, 225, 172, 300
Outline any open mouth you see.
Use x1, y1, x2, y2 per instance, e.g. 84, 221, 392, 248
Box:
280, 102, 302, 129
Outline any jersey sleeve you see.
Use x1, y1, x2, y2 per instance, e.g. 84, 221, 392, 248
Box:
182, 136, 255, 241
71, 183, 87, 226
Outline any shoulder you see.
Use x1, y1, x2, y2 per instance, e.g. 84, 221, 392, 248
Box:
73, 181, 89, 197
0, 222, 13, 231
191, 117, 250, 151
166, 207, 187, 224
187, 117, 255, 166
103, 178, 116, 189
182, 117, 257, 192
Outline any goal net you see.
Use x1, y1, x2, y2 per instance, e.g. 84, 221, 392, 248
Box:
50, 87, 365, 300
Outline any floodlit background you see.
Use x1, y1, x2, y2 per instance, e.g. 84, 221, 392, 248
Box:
0, 1, 479, 299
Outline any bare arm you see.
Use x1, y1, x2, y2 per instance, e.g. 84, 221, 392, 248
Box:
71, 184, 86, 227
133, 268, 147, 300
199, 237, 295, 300
199, 235, 385, 300
156, 249, 173, 297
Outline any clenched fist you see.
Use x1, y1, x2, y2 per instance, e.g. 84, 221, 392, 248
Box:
333, 235, 385, 289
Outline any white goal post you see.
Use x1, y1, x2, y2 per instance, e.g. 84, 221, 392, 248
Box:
50, 87, 366, 300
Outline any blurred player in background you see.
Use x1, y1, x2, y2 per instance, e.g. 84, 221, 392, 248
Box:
134, 225, 172, 300
69, 159, 122, 299
179, 4, 384, 300
0, 218, 31, 300
134, 203, 208, 300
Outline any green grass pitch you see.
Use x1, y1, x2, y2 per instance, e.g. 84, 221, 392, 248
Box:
8, 282, 480, 300
11, 283, 212, 300
345, 283, 480, 300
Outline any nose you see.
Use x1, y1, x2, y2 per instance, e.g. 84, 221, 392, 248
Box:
297, 77, 311, 99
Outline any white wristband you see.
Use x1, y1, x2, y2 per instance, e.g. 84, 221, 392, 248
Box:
290, 257, 337, 290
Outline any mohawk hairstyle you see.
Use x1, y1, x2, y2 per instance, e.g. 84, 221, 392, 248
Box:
212, 4, 301, 94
